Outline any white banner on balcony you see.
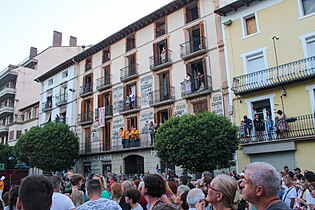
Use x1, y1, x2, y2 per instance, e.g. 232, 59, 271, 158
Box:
98, 107, 105, 128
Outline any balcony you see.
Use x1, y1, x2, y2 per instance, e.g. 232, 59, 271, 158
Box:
78, 111, 94, 125
0, 102, 14, 117
149, 50, 172, 71
42, 100, 52, 112
180, 36, 207, 60
80, 83, 93, 97
239, 114, 315, 147
55, 93, 68, 107
149, 86, 175, 107
180, 75, 212, 99
79, 134, 152, 154
119, 96, 141, 115
95, 105, 113, 120
0, 124, 9, 135
96, 75, 112, 91
232, 56, 315, 96
120, 64, 139, 82
0, 82, 16, 100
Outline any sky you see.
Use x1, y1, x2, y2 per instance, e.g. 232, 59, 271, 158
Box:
0, 0, 173, 71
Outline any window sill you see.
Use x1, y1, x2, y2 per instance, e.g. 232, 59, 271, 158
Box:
241, 31, 261, 40
298, 12, 315, 21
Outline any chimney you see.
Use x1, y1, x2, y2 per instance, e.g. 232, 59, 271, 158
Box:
29, 47, 38, 58
69, 36, 77, 47
53, 31, 62, 47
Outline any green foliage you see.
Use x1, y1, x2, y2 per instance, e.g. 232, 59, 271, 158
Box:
154, 112, 239, 173
14, 122, 79, 172
0, 144, 17, 169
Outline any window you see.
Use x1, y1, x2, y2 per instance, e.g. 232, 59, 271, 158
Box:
153, 40, 168, 65
185, 1, 199, 23
27, 110, 32, 120
186, 58, 207, 93
102, 48, 110, 63
155, 18, 166, 38
48, 79, 53, 86
244, 14, 257, 36
126, 34, 135, 52
9, 131, 14, 140
62, 70, 68, 78
300, 0, 315, 16
16, 130, 22, 139
127, 116, 138, 130
193, 100, 208, 113
85, 57, 92, 71
246, 52, 265, 73
306, 36, 315, 57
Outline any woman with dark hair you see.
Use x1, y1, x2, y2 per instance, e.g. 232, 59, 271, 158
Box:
125, 188, 143, 210
143, 174, 166, 209
185, 73, 192, 94
276, 110, 288, 138
5, 185, 19, 210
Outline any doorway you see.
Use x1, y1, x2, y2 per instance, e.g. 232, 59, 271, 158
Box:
124, 155, 144, 175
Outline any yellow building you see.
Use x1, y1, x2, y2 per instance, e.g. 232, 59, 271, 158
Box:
215, 0, 315, 172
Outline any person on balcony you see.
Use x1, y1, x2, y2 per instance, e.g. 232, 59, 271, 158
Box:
239, 120, 247, 143
253, 114, 265, 141
265, 111, 274, 140
149, 121, 155, 145
160, 47, 166, 64
129, 91, 135, 109
126, 95, 131, 110
276, 110, 289, 138
196, 71, 204, 91
243, 115, 252, 138
119, 127, 127, 148
132, 127, 141, 147
185, 73, 192, 94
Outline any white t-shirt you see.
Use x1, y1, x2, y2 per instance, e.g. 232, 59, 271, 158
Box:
282, 187, 297, 208
306, 190, 315, 210
50, 192, 75, 210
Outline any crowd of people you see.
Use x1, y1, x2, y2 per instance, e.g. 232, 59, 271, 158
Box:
1, 162, 315, 210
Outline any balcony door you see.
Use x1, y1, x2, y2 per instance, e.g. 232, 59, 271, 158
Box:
188, 23, 204, 52
158, 71, 170, 101
187, 59, 206, 92
127, 54, 136, 76
251, 99, 271, 139
102, 122, 111, 151
127, 116, 137, 130
154, 40, 168, 65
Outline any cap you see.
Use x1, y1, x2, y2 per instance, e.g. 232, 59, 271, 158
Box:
0, 176, 5, 181
294, 167, 301, 172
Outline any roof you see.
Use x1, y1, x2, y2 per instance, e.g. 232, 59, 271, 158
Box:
36, 0, 196, 82
214, 0, 262, 16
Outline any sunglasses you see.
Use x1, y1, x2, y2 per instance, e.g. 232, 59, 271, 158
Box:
209, 186, 221, 193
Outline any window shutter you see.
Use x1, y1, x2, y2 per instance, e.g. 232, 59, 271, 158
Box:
167, 109, 173, 119
153, 43, 158, 65
200, 22, 205, 48
98, 94, 103, 108
246, 16, 257, 35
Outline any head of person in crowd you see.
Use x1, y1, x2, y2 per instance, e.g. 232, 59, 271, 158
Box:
70, 174, 83, 188
179, 176, 189, 186
122, 180, 134, 193
17, 175, 53, 210
133, 179, 140, 190
177, 185, 190, 197
284, 166, 289, 173
187, 188, 205, 209
124, 188, 142, 208
167, 180, 178, 195
295, 167, 301, 175
143, 174, 166, 203
111, 182, 123, 202
240, 162, 281, 210
309, 182, 315, 198
86, 179, 102, 200
304, 171, 315, 186
8, 185, 19, 210
206, 174, 238, 210
51, 176, 62, 192
93, 174, 107, 190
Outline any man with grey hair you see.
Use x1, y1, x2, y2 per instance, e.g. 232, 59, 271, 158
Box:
120, 180, 134, 210
186, 188, 205, 210
240, 162, 291, 210
50, 176, 75, 210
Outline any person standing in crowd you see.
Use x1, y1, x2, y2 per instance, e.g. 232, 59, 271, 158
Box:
50, 176, 75, 210
17, 175, 54, 210
5, 185, 19, 210
243, 115, 252, 138
120, 180, 134, 210
77, 179, 121, 210
282, 175, 297, 209
240, 162, 291, 210
69, 175, 85, 207
125, 189, 143, 210
93, 174, 110, 199
143, 174, 166, 209
303, 171, 315, 210
186, 188, 205, 210
111, 183, 123, 204
0, 176, 4, 201
294, 178, 307, 210
149, 122, 155, 146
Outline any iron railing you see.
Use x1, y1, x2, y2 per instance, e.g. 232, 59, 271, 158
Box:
42, 100, 52, 112
0, 82, 16, 92
149, 49, 172, 70
96, 75, 111, 90
232, 56, 315, 95
120, 64, 139, 82
95, 105, 113, 120
120, 96, 141, 114
79, 83, 93, 97
180, 75, 212, 98
180, 36, 207, 59
78, 111, 94, 125
149, 86, 175, 106
239, 114, 315, 144
79, 134, 152, 154
55, 93, 68, 106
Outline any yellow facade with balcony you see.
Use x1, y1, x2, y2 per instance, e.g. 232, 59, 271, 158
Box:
216, 0, 315, 172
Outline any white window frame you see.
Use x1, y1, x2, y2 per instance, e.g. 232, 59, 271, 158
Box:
48, 78, 53, 86
297, 0, 315, 19
305, 84, 315, 113
241, 47, 268, 74
62, 70, 68, 78
241, 12, 261, 39
299, 31, 315, 58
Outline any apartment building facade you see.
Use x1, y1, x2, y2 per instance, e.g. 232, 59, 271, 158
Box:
35, 0, 228, 176
2, 31, 82, 147
215, 0, 315, 172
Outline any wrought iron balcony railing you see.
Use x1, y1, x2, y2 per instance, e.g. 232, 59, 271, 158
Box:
120, 64, 139, 82
95, 105, 113, 120
149, 86, 175, 107
232, 56, 315, 96
78, 111, 94, 125
239, 114, 315, 145
96, 75, 112, 91
120, 96, 141, 115
180, 36, 207, 60
42, 100, 52, 112
55, 93, 68, 106
79, 83, 93, 97
79, 134, 152, 154
180, 75, 212, 99
149, 49, 172, 71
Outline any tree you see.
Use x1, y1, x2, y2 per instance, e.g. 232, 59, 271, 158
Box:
0, 144, 17, 169
154, 112, 239, 173
14, 122, 79, 172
